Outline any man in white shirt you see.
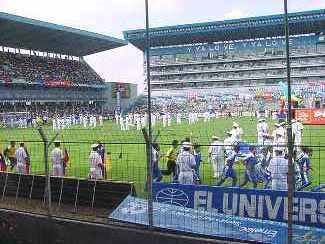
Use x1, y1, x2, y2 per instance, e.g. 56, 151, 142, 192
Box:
268, 150, 288, 190
51, 141, 64, 177
209, 136, 224, 178
176, 142, 196, 184
176, 113, 182, 124
230, 122, 243, 143
224, 131, 234, 156
273, 131, 286, 156
89, 144, 103, 180
292, 119, 303, 152
15, 142, 29, 174
257, 118, 268, 146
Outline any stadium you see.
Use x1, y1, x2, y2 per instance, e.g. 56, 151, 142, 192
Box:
124, 9, 325, 112
0, 5, 325, 244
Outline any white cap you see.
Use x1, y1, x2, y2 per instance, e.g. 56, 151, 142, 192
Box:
212, 136, 219, 140
292, 119, 296, 123
91, 143, 99, 148
258, 118, 265, 122
233, 122, 239, 127
182, 142, 192, 149
275, 123, 281, 127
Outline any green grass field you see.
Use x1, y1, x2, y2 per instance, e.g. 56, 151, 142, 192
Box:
0, 117, 324, 196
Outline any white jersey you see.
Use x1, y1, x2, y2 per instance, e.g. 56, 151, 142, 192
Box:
224, 137, 233, 155
230, 127, 243, 142
257, 122, 268, 136
268, 156, 288, 190
176, 151, 196, 173
292, 122, 303, 137
15, 147, 27, 166
89, 151, 103, 179
209, 140, 223, 159
51, 147, 63, 166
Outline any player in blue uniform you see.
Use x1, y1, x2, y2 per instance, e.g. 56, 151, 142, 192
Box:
216, 145, 240, 187
193, 143, 202, 184
240, 146, 258, 188
296, 147, 312, 190
255, 146, 272, 188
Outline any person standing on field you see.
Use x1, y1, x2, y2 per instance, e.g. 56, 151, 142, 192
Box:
209, 136, 224, 179
162, 140, 178, 182
4, 141, 16, 171
89, 144, 103, 180
268, 149, 288, 190
51, 141, 64, 177
15, 142, 29, 174
176, 142, 196, 185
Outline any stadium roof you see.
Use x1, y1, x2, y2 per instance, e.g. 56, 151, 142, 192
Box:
0, 12, 127, 57
124, 9, 325, 50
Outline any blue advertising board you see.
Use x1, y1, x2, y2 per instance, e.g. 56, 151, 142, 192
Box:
110, 196, 325, 244
153, 183, 325, 229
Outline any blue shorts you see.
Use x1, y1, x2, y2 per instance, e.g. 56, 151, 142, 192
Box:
223, 165, 236, 178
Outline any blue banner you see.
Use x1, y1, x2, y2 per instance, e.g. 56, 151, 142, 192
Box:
110, 196, 325, 243
153, 183, 325, 228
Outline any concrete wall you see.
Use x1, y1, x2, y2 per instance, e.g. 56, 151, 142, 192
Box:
0, 209, 251, 244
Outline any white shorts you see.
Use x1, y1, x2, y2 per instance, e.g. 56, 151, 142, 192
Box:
178, 171, 194, 185
271, 179, 287, 190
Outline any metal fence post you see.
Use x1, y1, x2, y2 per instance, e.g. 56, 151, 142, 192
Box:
144, 0, 154, 228
283, 0, 294, 243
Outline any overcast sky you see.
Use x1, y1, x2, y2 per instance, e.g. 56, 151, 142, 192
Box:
1, 0, 325, 93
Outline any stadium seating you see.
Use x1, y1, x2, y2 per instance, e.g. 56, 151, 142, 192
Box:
0, 51, 103, 85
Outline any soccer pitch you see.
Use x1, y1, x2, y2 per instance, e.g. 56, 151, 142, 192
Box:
0, 117, 324, 196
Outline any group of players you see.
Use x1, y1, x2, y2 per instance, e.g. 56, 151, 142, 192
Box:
116, 111, 213, 131
0, 114, 312, 191
0, 140, 112, 181
150, 118, 312, 191
52, 114, 104, 130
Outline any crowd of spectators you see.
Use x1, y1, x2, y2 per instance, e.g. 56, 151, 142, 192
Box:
0, 51, 103, 85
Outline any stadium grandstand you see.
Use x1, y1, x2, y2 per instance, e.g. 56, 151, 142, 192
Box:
124, 9, 325, 103
0, 12, 127, 116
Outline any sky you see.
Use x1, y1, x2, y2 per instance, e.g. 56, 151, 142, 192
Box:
1, 0, 325, 93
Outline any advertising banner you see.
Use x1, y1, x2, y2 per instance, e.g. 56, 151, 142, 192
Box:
295, 109, 325, 125
110, 196, 325, 244
153, 183, 325, 228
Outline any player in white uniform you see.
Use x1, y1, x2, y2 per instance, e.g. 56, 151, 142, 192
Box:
51, 141, 64, 177
89, 144, 103, 180
125, 116, 129, 131
230, 122, 243, 143
268, 150, 288, 190
209, 136, 224, 178
224, 131, 234, 156
167, 113, 172, 127
176, 113, 182, 124
176, 142, 196, 184
136, 116, 141, 130
162, 114, 167, 127
292, 119, 303, 152
15, 142, 29, 174
120, 117, 125, 131
99, 115, 103, 126
257, 118, 268, 146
